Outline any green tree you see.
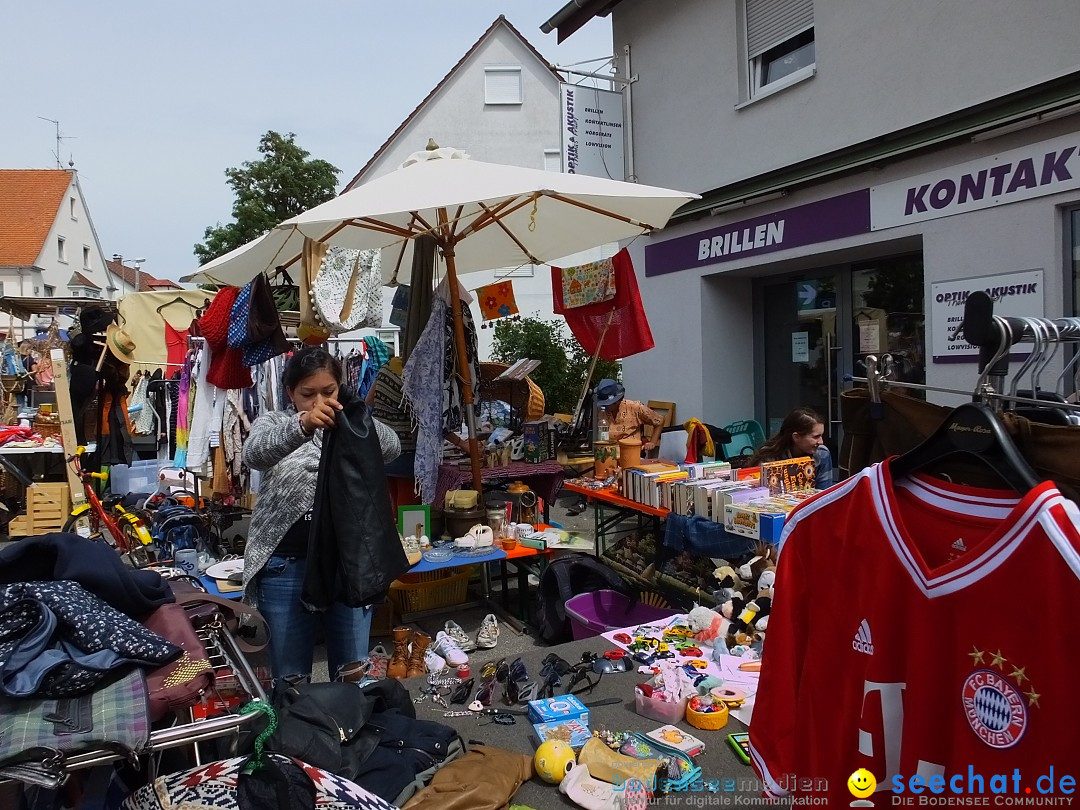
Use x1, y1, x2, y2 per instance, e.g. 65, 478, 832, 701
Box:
491, 315, 620, 414
194, 131, 339, 264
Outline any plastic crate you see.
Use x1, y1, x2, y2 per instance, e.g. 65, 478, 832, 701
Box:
7, 483, 72, 537
564, 589, 679, 640
388, 567, 472, 614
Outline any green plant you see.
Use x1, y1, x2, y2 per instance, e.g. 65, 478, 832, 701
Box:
194, 130, 339, 264
491, 315, 620, 415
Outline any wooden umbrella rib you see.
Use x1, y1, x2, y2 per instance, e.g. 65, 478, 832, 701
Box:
351, 217, 416, 239
456, 194, 526, 239
409, 211, 437, 236
477, 202, 542, 265
462, 194, 539, 240
448, 205, 465, 240
543, 191, 655, 230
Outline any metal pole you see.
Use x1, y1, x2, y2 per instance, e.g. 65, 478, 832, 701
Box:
437, 209, 484, 496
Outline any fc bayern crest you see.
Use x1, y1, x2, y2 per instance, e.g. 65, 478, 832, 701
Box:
961, 669, 1027, 748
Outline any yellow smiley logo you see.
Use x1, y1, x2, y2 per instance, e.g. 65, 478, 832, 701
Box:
848, 768, 877, 799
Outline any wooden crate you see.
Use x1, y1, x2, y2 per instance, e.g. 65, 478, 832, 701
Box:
7, 483, 72, 537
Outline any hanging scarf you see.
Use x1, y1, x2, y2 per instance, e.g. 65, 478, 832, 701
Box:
441, 299, 480, 433
402, 297, 448, 504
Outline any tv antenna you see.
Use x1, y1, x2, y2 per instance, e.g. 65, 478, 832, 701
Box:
36, 117, 77, 168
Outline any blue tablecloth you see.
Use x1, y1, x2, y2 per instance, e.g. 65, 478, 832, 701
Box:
407, 546, 507, 573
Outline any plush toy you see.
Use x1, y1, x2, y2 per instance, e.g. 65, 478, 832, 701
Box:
687, 605, 728, 643
711, 564, 743, 605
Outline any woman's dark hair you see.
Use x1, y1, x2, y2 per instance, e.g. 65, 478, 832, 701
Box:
748, 407, 824, 465
283, 347, 343, 391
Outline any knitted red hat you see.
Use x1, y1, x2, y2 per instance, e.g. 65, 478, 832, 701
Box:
199, 286, 253, 390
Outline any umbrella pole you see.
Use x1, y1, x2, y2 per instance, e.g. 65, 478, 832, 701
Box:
438, 214, 484, 497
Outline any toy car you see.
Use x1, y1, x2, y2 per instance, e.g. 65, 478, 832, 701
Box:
675, 643, 703, 657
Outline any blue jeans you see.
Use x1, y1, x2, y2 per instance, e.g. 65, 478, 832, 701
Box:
257, 555, 373, 681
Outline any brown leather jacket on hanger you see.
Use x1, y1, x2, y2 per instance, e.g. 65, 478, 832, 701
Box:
840, 388, 1080, 501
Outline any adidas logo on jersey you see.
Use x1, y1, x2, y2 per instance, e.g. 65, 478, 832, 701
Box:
952, 538, 968, 552
852, 619, 874, 655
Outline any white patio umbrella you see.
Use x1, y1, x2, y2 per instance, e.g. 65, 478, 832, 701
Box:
196, 145, 699, 494
181, 228, 309, 286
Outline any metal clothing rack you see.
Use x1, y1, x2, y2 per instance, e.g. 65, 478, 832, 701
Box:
851, 291, 1080, 413
25, 622, 267, 780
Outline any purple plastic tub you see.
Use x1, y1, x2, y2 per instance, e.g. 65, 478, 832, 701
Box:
564, 590, 678, 640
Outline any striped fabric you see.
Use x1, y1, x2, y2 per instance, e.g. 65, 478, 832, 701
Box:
371, 366, 416, 453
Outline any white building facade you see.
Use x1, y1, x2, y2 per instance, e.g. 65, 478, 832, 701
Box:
0, 169, 117, 307
346, 15, 615, 359
544, 0, 1080, 449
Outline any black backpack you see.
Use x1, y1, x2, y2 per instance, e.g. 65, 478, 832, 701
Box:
533, 555, 633, 645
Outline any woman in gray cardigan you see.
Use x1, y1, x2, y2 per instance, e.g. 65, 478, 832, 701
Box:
243, 347, 400, 682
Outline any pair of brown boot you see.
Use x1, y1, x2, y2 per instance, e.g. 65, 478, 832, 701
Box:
388, 626, 431, 679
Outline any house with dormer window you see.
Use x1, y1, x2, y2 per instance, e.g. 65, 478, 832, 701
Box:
0, 169, 118, 329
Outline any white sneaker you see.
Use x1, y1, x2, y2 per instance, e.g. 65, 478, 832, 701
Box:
432, 630, 469, 667
424, 648, 447, 674
476, 613, 499, 650
444, 619, 475, 652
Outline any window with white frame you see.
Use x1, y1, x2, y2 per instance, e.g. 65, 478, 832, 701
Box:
83, 246, 92, 269
69, 197, 77, 219
484, 66, 523, 105
502, 264, 536, 278
745, 0, 815, 98
57, 237, 67, 262
44, 285, 55, 297
543, 149, 562, 172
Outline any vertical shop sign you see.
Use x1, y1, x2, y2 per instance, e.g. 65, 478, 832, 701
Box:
930, 269, 1044, 363
561, 83, 625, 180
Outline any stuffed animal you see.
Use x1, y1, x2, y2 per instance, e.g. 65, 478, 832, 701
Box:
711, 564, 743, 605
687, 605, 728, 643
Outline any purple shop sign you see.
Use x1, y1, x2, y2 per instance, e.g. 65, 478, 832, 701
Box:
644, 189, 871, 277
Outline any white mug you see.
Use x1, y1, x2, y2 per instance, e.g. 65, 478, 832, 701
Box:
174, 548, 199, 577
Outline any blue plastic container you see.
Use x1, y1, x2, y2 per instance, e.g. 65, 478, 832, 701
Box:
564, 590, 678, 640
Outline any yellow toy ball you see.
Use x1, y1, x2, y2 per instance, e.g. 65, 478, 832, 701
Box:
534, 740, 576, 784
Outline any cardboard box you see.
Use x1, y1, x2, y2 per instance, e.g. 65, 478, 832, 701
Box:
533, 719, 592, 749
724, 502, 787, 541
528, 695, 590, 725
370, 597, 395, 638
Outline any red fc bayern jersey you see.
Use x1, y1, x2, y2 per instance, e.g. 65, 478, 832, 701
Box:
749, 463, 1080, 804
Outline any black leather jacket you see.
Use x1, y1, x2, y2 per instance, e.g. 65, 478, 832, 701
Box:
302, 391, 409, 610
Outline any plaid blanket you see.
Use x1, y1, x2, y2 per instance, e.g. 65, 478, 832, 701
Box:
0, 669, 151, 788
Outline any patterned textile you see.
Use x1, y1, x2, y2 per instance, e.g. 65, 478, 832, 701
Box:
476, 280, 519, 322
442, 299, 480, 436
371, 365, 416, 453
312, 248, 383, 333
0, 581, 180, 698
121, 754, 396, 810
174, 356, 191, 468
560, 256, 616, 309
227, 281, 253, 348
0, 670, 151, 788
241, 410, 400, 606
402, 297, 448, 504
131, 374, 155, 436
364, 336, 392, 370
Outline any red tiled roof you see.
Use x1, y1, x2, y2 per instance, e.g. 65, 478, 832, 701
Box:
344, 15, 559, 191
105, 258, 180, 291
69, 271, 101, 290
0, 170, 73, 266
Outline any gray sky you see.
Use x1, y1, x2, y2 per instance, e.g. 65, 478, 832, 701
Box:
0, 2, 611, 281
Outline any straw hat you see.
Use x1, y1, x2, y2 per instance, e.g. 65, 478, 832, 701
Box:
103, 324, 136, 365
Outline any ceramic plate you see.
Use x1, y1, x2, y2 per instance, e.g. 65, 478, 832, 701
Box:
205, 559, 245, 580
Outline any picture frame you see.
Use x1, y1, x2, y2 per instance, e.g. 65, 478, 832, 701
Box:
398, 504, 431, 539
648, 400, 677, 428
